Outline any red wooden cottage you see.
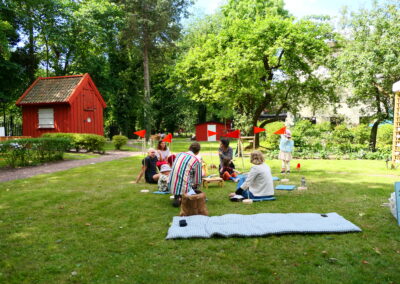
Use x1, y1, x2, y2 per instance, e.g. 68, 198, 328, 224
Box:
195, 121, 232, 142
16, 74, 106, 138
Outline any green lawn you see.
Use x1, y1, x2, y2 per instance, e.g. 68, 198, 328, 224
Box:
64, 153, 100, 160
1, 157, 400, 283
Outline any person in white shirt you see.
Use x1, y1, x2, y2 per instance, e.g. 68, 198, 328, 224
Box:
156, 141, 176, 168
230, 150, 274, 199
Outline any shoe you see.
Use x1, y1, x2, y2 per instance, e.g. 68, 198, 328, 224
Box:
230, 195, 244, 202
286, 171, 290, 174
172, 196, 181, 207
280, 170, 285, 174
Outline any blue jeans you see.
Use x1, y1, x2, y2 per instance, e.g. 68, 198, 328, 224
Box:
236, 174, 247, 190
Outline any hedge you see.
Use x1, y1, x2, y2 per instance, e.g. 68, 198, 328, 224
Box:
259, 121, 392, 160
41, 133, 106, 153
0, 138, 71, 167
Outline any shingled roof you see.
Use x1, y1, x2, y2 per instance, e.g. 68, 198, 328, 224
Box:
17, 75, 84, 104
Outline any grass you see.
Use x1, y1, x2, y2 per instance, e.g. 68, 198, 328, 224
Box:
0, 152, 99, 169
1, 155, 400, 283
64, 153, 100, 160
104, 141, 134, 152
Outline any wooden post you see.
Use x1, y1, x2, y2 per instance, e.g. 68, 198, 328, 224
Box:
392, 92, 400, 168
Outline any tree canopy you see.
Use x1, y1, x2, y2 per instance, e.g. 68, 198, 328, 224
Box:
335, 1, 400, 151
173, 0, 336, 146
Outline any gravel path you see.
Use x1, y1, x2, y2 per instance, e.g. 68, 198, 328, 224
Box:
0, 151, 142, 183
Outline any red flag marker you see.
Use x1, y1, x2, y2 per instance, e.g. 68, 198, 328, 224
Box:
162, 133, 173, 143
253, 126, 266, 134
296, 163, 301, 170
207, 130, 217, 137
274, 126, 286, 135
225, 130, 240, 139
134, 129, 146, 138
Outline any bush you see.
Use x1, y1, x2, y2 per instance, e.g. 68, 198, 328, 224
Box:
377, 124, 393, 149
81, 134, 106, 153
0, 138, 70, 167
262, 122, 285, 150
351, 124, 370, 145
42, 133, 106, 153
112, 135, 128, 150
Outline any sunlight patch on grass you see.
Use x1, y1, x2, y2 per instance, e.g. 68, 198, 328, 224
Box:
8, 232, 31, 240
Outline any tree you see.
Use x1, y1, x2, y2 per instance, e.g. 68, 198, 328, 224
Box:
120, 0, 193, 139
0, 1, 24, 135
173, 0, 336, 147
335, 1, 400, 151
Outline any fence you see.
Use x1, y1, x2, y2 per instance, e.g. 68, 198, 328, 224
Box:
0, 121, 22, 136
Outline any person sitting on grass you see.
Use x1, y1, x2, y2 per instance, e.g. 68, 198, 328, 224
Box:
220, 157, 238, 181
218, 138, 234, 170
168, 142, 202, 207
156, 140, 176, 168
135, 148, 160, 184
229, 150, 274, 200
158, 164, 172, 192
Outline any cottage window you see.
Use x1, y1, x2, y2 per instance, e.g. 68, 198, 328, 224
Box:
38, 108, 54, 128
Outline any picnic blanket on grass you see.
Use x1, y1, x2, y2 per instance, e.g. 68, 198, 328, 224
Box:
166, 213, 361, 239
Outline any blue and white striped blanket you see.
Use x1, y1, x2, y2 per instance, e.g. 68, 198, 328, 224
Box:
166, 213, 361, 239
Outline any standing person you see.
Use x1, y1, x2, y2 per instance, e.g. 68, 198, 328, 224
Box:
279, 129, 294, 174
168, 142, 202, 207
156, 140, 176, 168
135, 148, 160, 184
229, 151, 274, 200
218, 138, 234, 170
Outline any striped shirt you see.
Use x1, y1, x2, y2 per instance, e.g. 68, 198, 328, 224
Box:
168, 151, 202, 196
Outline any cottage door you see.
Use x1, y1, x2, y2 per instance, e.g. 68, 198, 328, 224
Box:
83, 88, 95, 133
207, 124, 216, 142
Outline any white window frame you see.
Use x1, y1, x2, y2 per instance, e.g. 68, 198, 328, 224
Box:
38, 108, 54, 128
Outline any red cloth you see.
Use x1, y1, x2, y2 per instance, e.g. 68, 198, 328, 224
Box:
225, 130, 240, 139
156, 161, 168, 168
274, 126, 286, 135
167, 155, 176, 167
134, 130, 146, 138
162, 133, 173, 143
253, 126, 266, 134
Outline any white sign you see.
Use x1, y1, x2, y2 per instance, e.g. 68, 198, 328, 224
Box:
207, 124, 216, 142
0, 127, 4, 136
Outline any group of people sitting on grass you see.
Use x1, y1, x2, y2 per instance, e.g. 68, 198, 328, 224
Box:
135, 129, 294, 206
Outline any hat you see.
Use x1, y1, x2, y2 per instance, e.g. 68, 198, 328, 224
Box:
160, 164, 172, 173
285, 129, 292, 138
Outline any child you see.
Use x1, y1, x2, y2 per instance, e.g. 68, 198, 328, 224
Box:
220, 157, 238, 181
279, 129, 294, 174
158, 164, 172, 192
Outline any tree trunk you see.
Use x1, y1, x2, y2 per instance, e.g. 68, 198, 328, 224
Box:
197, 104, 207, 124
143, 41, 151, 141
369, 119, 381, 152
45, 36, 49, 77
27, 8, 36, 84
